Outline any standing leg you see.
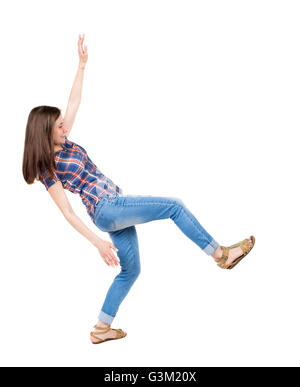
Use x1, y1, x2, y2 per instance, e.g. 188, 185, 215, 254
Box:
91, 225, 140, 340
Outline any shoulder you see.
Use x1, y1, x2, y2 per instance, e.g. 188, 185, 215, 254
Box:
39, 168, 59, 191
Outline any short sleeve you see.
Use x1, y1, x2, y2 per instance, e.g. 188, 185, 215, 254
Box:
40, 169, 59, 191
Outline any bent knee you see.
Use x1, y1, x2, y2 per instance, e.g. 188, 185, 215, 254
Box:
171, 197, 185, 207
132, 265, 141, 279
123, 263, 141, 279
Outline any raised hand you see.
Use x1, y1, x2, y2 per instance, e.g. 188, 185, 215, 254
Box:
78, 33, 88, 67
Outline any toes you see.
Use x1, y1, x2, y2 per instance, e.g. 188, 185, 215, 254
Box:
247, 236, 255, 248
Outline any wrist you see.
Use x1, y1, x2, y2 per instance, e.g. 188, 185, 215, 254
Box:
79, 63, 86, 70
91, 235, 102, 247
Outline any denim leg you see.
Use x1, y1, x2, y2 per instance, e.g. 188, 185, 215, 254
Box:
94, 195, 219, 256
98, 226, 140, 325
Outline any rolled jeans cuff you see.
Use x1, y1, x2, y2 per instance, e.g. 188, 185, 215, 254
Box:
203, 239, 219, 255
98, 310, 114, 325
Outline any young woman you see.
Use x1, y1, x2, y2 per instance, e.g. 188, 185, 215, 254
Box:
22, 34, 255, 345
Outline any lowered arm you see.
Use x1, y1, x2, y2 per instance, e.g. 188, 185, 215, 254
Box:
48, 181, 100, 247
47, 181, 119, 267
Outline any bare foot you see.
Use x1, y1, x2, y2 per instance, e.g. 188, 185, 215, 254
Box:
212, 236, 254, 267
90, 322, 127, 343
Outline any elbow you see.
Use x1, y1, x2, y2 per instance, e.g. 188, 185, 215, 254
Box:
63, 210, 75, 220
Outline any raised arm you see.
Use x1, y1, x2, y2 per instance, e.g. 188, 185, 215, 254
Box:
47, 181, 119, 267
64, 34, 88, 137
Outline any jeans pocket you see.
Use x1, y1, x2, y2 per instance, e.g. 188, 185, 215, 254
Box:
94, 196, 109, 220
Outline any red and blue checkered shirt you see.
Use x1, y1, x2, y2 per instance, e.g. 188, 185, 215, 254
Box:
39, 137, 122, 223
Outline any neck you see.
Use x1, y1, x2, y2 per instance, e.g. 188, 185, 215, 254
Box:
54, 144, 63, 152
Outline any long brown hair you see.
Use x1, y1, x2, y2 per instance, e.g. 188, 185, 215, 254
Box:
22, 105, 61, 184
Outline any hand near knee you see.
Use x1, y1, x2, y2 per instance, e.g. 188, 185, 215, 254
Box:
94, 238, 119, 267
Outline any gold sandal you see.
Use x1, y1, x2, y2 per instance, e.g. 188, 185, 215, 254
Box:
90, 325, 127, 344
215, 235, 255, 270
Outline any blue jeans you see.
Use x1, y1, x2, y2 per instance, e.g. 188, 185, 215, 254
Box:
93, 193, 219, 325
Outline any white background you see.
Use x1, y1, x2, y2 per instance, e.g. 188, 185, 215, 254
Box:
0, 0, 299, 367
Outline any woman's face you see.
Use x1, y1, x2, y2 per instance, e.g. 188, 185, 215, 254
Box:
53, 114, 67, 145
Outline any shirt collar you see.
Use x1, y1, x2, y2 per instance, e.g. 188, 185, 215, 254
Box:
62, 137, 73, 150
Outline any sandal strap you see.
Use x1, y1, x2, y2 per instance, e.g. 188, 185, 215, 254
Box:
216, 237, 255, 270
215, 246, 229, 268
220, 246, 229, 268
228, 241, 242, 249
240, 239, 251, 255
226, 237, 255, 269
111, 328, 126, 339
92, 325, 126, 337
221, 246, 229, 259
93, 325, 111, 333
90, 331, 105, 342
217, 243, 242, 269
90, 327, 126, 342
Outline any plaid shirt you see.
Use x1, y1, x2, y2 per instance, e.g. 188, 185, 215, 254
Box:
39, 137, 122, 223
